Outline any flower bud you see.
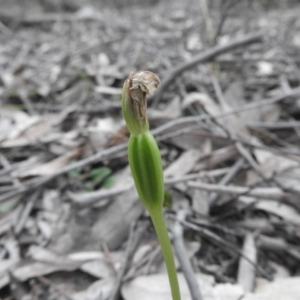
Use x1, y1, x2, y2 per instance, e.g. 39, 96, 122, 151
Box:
122, 71, 160, 135
128, 131, 164, 211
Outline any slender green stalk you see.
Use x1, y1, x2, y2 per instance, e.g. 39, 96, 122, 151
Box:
150, 208, 181, 300
122, 71, 181, 300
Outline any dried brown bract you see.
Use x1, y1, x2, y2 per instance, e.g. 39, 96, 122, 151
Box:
122, 71, 160, 135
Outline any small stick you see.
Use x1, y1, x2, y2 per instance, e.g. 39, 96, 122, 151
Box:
143, 244, 162, 276
165, 168, 231, 185
247, 121, 300, 129
67, 183, 133, 207
0, 142, 127, 204
2, 88, 300, 204
0, 154, 21, 188
109, 221, 146, 300
259, 235, 300, 261
14, 190, 40, 235
152, 31, 263, 106
152, 87, 300, 136
19, 91, 36, 116
68, 169, 231, 207
173, 210, 203, 300
182, 220, 272, 280
210, 74, 284, 194
158, 123, 300, 159
209, 157, 245, 205
188, 181, 285, 201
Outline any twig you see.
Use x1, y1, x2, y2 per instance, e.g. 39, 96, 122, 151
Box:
209, 158, 245, 205
109, 221, 147, 300
68, 169, 231, 207
19, 91, 36, 116
14, 190, 40, 235
173, 210, 203, 300
247, 121, 300, 129
235, 141, 294, 199
67, 182, 134, 207
188, 181, 286, 201
0, 154, 21, 188
210, 73, 286, 194
0, 12, 102, 25
159, 123, 300, 160
33, 102, 121, 113
182, 220, 272, 280
0, 143, 127, 204
101, 241, 117, 274
236, 141, 274, 182
2, 87, 300, 204
152, 87, 300, 136
143, 244, 162, 276
155, 101, 300, 163
152, 31, 263, 107
188, 218, 243, 237
165, 168, 231, 185
259, 235, 300, 261
207, 71, 250, 202
212, 0, 240, 43
25, 38, 120, 81
215, 55, 300, 64
0, 157, 40, 178
0, 147, 230, 205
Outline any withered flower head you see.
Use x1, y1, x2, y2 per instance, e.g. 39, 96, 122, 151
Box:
122, 71, 160, 135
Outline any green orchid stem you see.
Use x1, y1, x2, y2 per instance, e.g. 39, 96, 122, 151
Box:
150, 208, 181, 300
122, 71, 181, 300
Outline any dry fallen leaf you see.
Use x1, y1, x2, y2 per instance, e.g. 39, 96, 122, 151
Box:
85, 117, 124, 154
13, 262, 79, 282
248, 149, 300, 192
67, 182, 133, 207
164, 149, 206, 178
148, 96, 181, 123
240, 196, 300, 225
91, 167, 144, 250
182, 93, 220, 116
9, 245, 113, 284
0, 107, 41, 143
1, 119, 53, 148
80, 260, 114, 278
0, 238, 21, 289
182, 90, 251, 139
18, 148, 82, 177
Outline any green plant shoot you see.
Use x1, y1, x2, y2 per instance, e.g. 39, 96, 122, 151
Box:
122, 71, 181, 300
